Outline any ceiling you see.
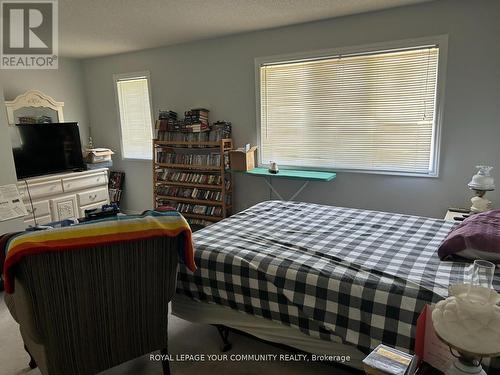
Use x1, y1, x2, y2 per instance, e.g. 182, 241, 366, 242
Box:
59, 0, 434, 59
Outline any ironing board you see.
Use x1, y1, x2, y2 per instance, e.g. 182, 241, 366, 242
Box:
244, 167, 336, 201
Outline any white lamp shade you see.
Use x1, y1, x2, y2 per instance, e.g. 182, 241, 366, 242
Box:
468, 166, 495, 191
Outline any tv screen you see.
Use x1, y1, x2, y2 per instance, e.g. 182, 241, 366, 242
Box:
10, 122, 85, 179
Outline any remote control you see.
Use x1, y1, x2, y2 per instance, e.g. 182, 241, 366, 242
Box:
448, 207, 470, 213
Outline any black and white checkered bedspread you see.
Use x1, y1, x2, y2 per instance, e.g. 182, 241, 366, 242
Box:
177, 200, 500, 365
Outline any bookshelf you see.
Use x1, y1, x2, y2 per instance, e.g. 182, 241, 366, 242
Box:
153, 138, 233, 228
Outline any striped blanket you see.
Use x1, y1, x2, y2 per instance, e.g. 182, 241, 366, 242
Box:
2, 210, 195, 293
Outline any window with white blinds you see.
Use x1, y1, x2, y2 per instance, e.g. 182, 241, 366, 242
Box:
258, 43, 443, 176
115, 73, 153, 160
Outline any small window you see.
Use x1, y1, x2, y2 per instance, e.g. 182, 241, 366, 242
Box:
114, 72, 153, 160
257, 37, 446, 176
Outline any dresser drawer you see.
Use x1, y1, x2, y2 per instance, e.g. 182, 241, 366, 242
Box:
79, 201, 108, 218
25, 180, 63, 200
50, 195, 78, 221
25, 200, 50, 217
63, 172, 108, 192
77, 188, 109, 206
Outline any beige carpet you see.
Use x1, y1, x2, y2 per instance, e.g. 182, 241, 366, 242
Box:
0, 292, 355, 375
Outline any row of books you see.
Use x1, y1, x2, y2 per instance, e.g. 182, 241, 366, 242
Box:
108, 171, 125, 189
156, 171, 230, 187
19, 115, 53, 124
171, 202, 223, 217
155, 121, 208, 133
108, 188, 122, 204
158, 110, 177, 120
184, 108, 209, 125
156, 108, 209, 132
156, 186, 231, 203
156, 152, 222, 166
108, 171, 125, 205
155, 108, 233, 141
156, 127, 230, 142
212, 121, 232, 137
186, 218, 213, 227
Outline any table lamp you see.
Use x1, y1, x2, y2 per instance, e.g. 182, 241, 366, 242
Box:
468, 166, 495, 213
432, 260, 500, 375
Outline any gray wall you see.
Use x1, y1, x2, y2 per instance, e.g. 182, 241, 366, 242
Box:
82, 0, 500, 217
0, 58, 89, 230
0, 58, 90, 145
0, 84, 24, 232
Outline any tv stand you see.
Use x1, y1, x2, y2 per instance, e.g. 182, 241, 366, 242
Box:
17, 168, 110, 228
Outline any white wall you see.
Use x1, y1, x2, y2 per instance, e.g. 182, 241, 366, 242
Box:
83, 0, 500, 217
0, 58, 90, 145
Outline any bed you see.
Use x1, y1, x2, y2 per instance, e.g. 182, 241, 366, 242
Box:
173, 200, 500, 371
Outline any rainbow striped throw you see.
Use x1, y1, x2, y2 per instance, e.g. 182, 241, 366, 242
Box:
2, 210, 195, 294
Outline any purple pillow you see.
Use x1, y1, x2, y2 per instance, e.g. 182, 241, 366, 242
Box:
438, 210, 500, 263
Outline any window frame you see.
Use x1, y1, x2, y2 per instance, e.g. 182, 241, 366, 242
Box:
255, 35, 448, 178
113, 71, 155, 161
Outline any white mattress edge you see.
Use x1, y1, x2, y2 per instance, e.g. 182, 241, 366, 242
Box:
171, 294, 364, 370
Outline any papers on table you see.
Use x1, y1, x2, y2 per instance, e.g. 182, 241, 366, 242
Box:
0, 184, 27, 222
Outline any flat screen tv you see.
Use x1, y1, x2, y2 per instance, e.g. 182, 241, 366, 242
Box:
10, 122, 85, 179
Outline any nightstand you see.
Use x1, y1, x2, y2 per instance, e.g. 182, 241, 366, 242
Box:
444, 209, 470, 222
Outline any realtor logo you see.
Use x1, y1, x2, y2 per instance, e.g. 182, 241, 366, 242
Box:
1, 0, 58, 69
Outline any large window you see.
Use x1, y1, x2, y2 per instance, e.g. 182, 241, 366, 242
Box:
257, 38, 446, 176
114, 72, 153, 160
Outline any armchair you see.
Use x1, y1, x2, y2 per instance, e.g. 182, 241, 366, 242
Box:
4, 235, 182, 375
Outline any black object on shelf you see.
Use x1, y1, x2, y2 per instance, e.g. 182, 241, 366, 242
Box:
82, 203, 120, 221
108, 171, 125, 205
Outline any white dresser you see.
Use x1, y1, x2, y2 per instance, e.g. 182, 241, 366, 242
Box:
17, 168, 109, 228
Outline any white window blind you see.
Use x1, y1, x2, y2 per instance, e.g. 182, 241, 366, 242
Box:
115, 75, 153, 159
259, 46, 440, 175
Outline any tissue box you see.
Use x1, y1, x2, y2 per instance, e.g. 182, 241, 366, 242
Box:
230, 146, 257, 171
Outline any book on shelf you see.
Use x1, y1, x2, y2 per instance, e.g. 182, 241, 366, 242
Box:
182, 123, 210, 132
156, 150, 229, 169
156, 128, 230, 143
108, 171, 125, 205
109, 171, 125, 189
155, 152, 223, 167
155, 171, 230, 188
186, 218, 213, 228
156, 186, 231, 204
158, 110, 177, 120
108, 188, 122, 204
157, 201, 223, 217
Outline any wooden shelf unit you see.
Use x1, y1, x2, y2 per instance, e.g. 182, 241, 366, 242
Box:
180, 212, 223, 222
153, 138, 233, 227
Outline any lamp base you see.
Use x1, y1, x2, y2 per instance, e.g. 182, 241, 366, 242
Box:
470, 194, 492, 213
445, 358, 486, 375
